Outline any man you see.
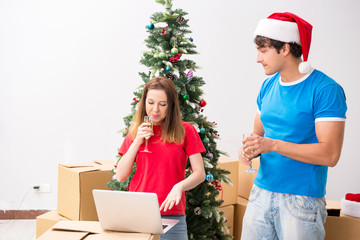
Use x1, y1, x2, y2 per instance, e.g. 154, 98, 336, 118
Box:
238, 12, 347, 240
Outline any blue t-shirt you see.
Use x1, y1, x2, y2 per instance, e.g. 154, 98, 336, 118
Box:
255, 69, 347, 197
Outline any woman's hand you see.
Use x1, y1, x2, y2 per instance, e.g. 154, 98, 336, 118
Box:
159, 153, 205, 212
134, 122, 153, 144
160, 183, 183, 212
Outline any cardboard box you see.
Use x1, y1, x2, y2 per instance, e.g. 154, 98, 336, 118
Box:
237, 157, 260, 199
57, 160, 115, 221
233, 196, 248, 240
231, 199, 360, 240
36, 209, 70, 238
217, 157, 239, 206
325, 200, 360, 240
219, 205, 234, 235
38, 221, 160, 240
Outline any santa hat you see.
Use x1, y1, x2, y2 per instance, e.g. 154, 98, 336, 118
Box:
341, 193, 360, 218
254, 12, 313, 74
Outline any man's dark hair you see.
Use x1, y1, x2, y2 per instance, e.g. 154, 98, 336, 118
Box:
254, 35, 302, 58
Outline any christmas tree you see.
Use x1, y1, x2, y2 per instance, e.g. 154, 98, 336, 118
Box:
107, 0, 232, 239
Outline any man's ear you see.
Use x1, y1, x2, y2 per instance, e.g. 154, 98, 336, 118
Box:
282, 43, 291, 56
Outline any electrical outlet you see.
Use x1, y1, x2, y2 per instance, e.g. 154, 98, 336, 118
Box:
33, 184, 51, 193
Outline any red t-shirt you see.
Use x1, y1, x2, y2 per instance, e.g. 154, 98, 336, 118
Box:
118, 122, 205, 215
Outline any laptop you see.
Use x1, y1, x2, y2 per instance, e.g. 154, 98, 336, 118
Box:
92, 189, 179, 234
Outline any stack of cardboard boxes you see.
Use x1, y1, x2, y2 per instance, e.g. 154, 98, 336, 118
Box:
217, 157, 239, 236
57, 160, 115, 221
36, 157, 360, 239
36, 160, 116, 237
217, 156, 260, 240
36, 160, 163, 239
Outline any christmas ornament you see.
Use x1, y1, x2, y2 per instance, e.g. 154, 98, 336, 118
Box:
206, 173, 214, 182
200, 99, 207, 107
189, 37, 193, 42
194, 207, 201, 215
202, 137, 210, 144
166, 66, 171, 71
200, 127, 206, 134
187, 69, 193, 82
177, 16, 186, 24
206, 152, 213, 160
169, 53, 181, 63
161, 26, 168, 37
203, 200, 211, 206
147, 23, 154, 30
171, 47, 178, 55
183, 94, 189, 100
159, 52, 166, 59
165, 73, 178, 81
133, 97, 139, 103
212, 180, 222, 191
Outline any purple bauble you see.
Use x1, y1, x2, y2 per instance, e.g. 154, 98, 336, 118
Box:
206, 152, 213, 160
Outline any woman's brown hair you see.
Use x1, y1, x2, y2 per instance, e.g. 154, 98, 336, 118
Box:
129, 76, 185, 143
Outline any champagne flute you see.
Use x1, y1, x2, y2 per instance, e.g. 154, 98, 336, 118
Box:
243, 133, 257, 174
140, 116, 153, 153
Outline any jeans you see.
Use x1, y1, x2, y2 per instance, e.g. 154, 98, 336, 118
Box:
160, 215, 188, 240
241, 185, 327, 240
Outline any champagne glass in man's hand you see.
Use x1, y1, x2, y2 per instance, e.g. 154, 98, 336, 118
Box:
243, 133, 257, 174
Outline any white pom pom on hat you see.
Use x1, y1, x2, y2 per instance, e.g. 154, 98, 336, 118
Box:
299, 61, 312, 74
254, 12, 313, 74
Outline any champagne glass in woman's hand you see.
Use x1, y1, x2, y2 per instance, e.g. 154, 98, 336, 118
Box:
140, 116, 153, 153
243, 133, 257, 174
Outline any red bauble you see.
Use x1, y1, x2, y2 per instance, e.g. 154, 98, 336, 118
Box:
133, 97, 139, 103
200, 100, 207, 107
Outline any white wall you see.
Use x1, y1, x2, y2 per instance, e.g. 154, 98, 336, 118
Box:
1, 0, 359, 210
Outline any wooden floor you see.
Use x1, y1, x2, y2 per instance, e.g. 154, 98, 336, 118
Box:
0, 220, 36, 240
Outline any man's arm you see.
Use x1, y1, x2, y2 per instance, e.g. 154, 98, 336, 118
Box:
253, 112, 264, 137
243, 113, 345, 167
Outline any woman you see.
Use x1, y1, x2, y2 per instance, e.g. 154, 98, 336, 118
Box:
115, 76, 206, 240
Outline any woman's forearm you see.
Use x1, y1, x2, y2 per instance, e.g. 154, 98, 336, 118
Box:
177, 153, 205, 191
177, 169, 206, 192
115, 140, 142, 182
